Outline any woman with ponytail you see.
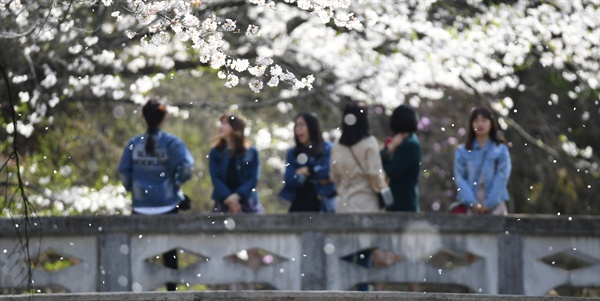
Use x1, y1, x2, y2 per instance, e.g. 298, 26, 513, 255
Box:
118, 99, 195, 290
118, 99, 195, 214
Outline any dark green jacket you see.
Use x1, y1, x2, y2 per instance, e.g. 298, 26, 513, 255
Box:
380, 133, 422, 212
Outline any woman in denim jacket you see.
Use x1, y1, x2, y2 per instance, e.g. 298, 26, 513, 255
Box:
118, 99, 194, 291
279, 112, 337, 213
118, 100, 195, 214
454, 107, 511, 215
209, 113, 263, 213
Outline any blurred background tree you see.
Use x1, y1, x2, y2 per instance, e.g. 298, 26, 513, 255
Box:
1, 0, 598, 216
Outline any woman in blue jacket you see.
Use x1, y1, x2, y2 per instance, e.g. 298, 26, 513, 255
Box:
118, 99, 195, 214
454, 107, 511, 215
279, 112, 337, 213
118, 99, 194, 291
209, 113, 263, 213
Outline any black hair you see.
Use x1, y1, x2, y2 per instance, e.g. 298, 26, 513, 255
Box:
465, 107, 507, 150
339, 101, 371, 146
293, 112, 324, 157
390, 104, 417, 134
142, 99, 167, 155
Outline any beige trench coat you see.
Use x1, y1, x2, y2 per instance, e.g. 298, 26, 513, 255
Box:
330, 136, 387, 213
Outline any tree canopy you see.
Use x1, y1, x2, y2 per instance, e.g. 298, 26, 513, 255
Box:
1, 0, 599, 215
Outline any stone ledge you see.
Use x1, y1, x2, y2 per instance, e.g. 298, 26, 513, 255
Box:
0, 291, 583, 301
2, 213, 599, 237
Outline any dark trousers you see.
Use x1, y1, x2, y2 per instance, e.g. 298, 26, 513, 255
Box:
288, 183, 321, 212
133, 207, 178, 291
163, 249, 178, 291
355, 250, 372, 291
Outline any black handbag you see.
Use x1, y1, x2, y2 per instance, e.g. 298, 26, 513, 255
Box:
178, 194, 192, 210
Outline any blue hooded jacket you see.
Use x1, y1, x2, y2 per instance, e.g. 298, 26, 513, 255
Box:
278, 141, 336, 202
454, 139, 511, 209
118, 130, 194, 208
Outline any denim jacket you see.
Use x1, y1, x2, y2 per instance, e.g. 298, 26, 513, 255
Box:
118, 130, 195, 208
209, 146, 260, 207
278, 142, 336, 202
454, 140, 511, 209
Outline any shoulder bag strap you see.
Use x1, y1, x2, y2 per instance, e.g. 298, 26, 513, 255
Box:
347, 144, 364, 172
347, 144, 381, 193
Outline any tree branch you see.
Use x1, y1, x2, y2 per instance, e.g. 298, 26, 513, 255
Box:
0, 61, 40, 296
459, 74, 598, 171
172, 89, 319, 111
0, 25, 37, 39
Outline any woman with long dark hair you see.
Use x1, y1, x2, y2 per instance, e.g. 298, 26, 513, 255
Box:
453, 107, 511, 215
118, 98, 195, 291
330, 101, 386, 291
330, 101, 386, 213
279, 112, 337, 212
209, 113, 263, 213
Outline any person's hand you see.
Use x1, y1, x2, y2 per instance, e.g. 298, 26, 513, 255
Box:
224, 193, 242, 213
384, 136, 393, 147
387, 133, 406, 154
296, 167, 310, 176
472, 203, 489, 214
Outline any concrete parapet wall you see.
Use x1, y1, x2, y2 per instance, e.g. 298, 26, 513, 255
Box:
2, 213, 599, 237
1, 213, 599, 296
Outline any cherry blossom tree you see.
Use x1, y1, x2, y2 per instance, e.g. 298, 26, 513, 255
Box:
1, 0, 599, 215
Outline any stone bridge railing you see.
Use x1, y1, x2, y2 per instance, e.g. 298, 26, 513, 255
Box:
1, 213, 599, 296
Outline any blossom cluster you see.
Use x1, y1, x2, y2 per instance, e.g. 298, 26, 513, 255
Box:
4, 0, 597, 138
27, 185, 131, 216
105, 0, 323, 93
1, 0, 349, 139
253, 0, 599, 108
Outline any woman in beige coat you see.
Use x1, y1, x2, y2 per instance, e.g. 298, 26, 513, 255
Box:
330, 101, 387, 291
330, 101, 387, 213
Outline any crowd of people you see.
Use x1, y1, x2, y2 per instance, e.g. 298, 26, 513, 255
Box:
117, 98, 512, 291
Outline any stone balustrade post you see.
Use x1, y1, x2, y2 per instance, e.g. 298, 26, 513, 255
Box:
98, 233, 131, 292
497, 232, 524, 294
300, 231, 326, 290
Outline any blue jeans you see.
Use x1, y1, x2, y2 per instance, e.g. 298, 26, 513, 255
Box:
320, 195, 338, 213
